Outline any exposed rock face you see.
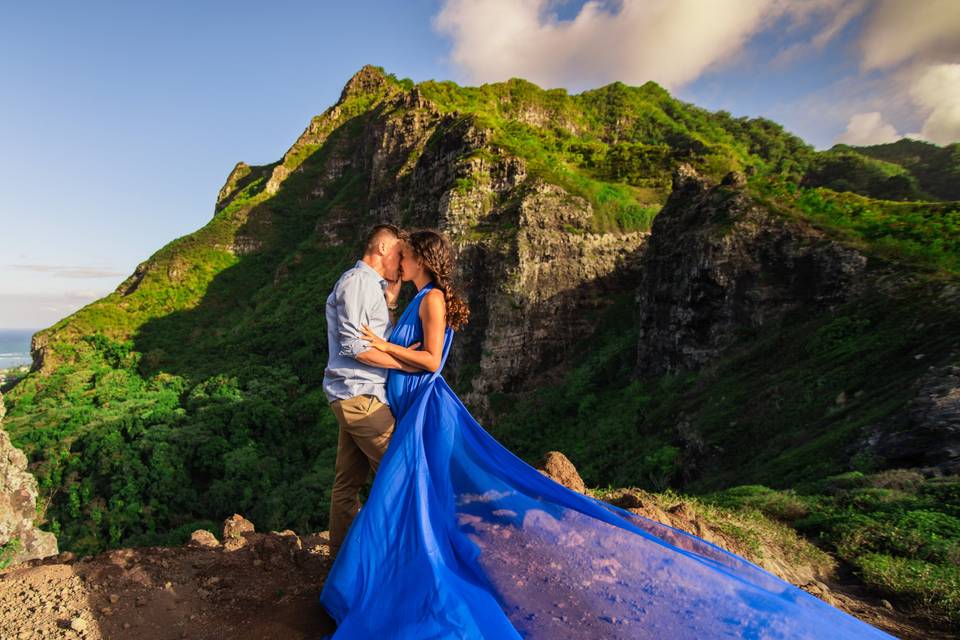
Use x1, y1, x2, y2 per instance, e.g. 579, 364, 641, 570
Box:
0, 391, 58, 565
455, 180, 647, 402
636, 166, 868, 376
861, 362, 960, 475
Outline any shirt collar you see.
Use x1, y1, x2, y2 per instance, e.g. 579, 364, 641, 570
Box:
356, 259, 387, 289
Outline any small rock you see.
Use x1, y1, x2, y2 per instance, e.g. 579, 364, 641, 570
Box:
222, 514, 255, 540
69, 617, 87, 632
881, 599, 894, 611
223, 536, 247, 552
187, 529, 220, 548
108, 593, 119, 604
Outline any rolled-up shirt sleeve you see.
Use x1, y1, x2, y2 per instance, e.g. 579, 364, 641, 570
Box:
335, 274, 374, 358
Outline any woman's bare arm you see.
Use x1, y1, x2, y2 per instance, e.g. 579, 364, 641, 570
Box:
355, 347, 420, 373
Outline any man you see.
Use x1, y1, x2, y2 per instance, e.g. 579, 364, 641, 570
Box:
323, 223, 413, 559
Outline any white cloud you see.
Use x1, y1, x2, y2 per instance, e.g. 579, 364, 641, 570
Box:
433, 0, 791, 91
7, 264, 125, 278
431, 0, 960, 146
835, 111, 900, 145
859, 0, 960, 71
907, 63, 960, 145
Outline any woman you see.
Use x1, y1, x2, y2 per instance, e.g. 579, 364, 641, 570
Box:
318, 229, 891, 639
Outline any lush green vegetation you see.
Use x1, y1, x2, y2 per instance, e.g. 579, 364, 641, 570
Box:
0, 537, 20, 570
417, 77, 816, 232
753, 178, 960, 274
801, 149, 925, 201
707, 471, 960, 624
487, 281, 959, 492
835, 139, 960, 201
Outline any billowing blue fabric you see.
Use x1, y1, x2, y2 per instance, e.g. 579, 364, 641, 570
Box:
319, 283, 892, 639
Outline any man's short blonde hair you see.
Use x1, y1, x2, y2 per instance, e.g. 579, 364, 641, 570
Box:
364, 224, 405, 255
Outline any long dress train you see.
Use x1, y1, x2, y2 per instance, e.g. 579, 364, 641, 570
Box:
319, 283, 893, 639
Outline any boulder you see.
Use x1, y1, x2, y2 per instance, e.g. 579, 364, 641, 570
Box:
222, 514, 255, 540
535, 451, 587, 493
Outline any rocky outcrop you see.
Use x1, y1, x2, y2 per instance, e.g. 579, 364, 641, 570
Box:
0, 391, 58, 565
215, 161, 252, 211
635, 166, 868, 376
860, 362, 960, 475
601, 487, 836, 587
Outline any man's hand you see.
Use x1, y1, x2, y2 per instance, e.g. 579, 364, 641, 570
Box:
385, 278, 401, 308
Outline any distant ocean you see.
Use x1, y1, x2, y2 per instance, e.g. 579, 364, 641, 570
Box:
0, 328, 37, 369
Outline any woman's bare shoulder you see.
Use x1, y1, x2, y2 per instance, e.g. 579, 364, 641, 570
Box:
420, 287, 446, 317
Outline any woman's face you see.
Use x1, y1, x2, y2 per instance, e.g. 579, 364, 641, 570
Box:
399, 241, 423, 283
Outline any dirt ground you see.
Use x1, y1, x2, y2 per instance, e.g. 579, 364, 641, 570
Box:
1, 515, 955, 640
0, 527, 336, 640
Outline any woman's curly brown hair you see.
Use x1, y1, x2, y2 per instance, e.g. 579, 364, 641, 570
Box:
406, 229, 470, 331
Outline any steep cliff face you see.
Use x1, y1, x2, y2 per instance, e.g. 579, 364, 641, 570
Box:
0, 391, 58, 565
256, 68, 649, 394
861, 361, 960, 475
636, 166, 869, 377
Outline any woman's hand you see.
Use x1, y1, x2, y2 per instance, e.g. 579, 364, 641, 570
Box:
361, 324, 420, 354
360, 324, 391, 352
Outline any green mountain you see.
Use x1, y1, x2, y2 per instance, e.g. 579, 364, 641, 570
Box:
2, 64, 959, 625
806, 139, 960, 201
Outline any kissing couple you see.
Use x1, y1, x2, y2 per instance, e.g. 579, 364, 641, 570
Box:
317, 225, 891, 639
321, 224, 468, 560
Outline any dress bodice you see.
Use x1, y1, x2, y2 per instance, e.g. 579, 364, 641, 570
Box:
385, 282, 454, 420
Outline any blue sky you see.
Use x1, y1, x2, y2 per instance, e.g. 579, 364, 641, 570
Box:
2, 0, 957, 329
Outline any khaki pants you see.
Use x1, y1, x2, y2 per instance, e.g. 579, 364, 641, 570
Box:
327, 394, 395, 557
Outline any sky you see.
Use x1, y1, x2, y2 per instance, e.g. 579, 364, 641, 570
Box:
1, 0, 958, 330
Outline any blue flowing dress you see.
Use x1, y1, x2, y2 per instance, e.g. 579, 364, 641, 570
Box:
319, 283, 892, 639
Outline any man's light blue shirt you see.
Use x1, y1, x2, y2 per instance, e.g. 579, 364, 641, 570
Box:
322, 260, 393, 404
